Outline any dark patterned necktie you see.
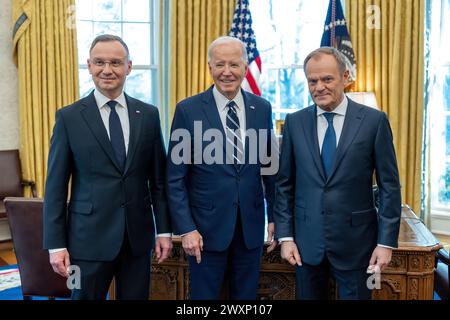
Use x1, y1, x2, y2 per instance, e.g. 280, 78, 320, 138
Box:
225, 101, 244, 167
321, 112, 336, 179
107, 100, 126, 171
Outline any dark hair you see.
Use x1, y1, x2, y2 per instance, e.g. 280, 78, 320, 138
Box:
89, 34, 130, 59
303, 47, 347, 75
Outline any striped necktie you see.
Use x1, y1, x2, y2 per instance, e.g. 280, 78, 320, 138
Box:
225, 101, 244, 167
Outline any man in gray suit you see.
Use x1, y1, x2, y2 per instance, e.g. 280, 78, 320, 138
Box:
274, 47, 401, 299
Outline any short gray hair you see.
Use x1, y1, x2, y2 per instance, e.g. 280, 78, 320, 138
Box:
89, 34, 130, 59
303, 47, 347, 75
207, 36, 248, 63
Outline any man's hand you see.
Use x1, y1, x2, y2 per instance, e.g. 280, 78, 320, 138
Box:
368, 246, 392, 272
266, 222, 278, 253
280, 241, 302, 266
49, 249, 71, 278
182, 230, 203, 264
155, 236, 173, 264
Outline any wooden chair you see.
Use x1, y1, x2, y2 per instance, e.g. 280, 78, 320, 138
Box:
4, 197, 71, 299
0, 150, 36, 242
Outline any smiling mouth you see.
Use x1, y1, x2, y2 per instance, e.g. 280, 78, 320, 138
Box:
220, 79, 235, 84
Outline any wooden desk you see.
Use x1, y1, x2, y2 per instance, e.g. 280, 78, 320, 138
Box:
372, 205, 442, 299
110, 206, 442, 300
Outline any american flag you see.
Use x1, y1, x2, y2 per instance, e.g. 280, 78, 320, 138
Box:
320, 0, 357, 82
229, 0, 262, 96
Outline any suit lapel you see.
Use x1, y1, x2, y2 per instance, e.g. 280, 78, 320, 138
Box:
327, 99, 365, 182
302, 106, 326, 181
202, 86, 246, 172
80, 92, 122, 173
201, 87, 226, 136
201, 86, 227, 151
123, 94, 143, 175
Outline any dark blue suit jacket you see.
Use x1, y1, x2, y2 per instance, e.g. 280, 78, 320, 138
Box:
166, 86, 275, 251
43, 92, 171, 261
274, 98, 401, 270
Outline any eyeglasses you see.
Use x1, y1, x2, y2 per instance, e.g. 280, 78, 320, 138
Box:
91, 59, 125, 68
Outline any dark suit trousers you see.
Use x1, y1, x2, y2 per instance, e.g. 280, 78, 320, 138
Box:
295, 253, 371, 300
70, 232, 151, 300
188, 211, 263, 300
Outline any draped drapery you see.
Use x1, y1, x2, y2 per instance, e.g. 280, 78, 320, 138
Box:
12, 0, 79, 196
346, 0, 425, 214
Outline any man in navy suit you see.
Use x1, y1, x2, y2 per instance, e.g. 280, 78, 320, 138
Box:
166, 36, 277, 299
274, 47, 401, 300
43, 35, 172, 300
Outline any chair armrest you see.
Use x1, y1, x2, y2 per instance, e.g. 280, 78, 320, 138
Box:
21, 180, 37, 198
437, 248, 450, 265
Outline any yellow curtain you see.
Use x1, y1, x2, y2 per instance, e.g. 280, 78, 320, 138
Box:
12, 0, 79, 197
346, 0, 425, 214
164, 0, 235, 131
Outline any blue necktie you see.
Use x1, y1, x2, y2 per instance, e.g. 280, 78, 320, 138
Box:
225, 101, 244, 167
321, 112, 336, 179
107, 100, 126, 171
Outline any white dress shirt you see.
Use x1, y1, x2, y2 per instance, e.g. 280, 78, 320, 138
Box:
316, 95, 347, 152
213, 86, 246, 149
94, 90, 130, 154
278, 94, 392, 249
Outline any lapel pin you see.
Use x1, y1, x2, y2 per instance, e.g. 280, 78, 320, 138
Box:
250, 105, 255, 110
136, 110, 141, 114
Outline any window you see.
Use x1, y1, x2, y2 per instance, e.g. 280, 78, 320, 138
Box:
76, 0, 159, 105
250, 0, 332, 123
426, 0, 450, 227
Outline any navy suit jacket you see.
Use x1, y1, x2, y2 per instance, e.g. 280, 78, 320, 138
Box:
274, 98, 401, 270
166, 86, 275, 251
43, 91, 171, 261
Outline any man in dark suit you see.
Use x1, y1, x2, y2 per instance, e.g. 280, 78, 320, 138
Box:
166, 36, 277, 299
43, 34, 172, 300
274, 47, 401, 300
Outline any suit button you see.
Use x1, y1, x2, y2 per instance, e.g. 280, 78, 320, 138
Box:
121, 203, 125, 208
233, 202, 238, 208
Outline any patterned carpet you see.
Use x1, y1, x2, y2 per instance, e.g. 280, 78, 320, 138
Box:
0, 265, 20, 292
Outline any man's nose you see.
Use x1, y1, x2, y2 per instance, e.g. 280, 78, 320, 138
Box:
102, 63, 113, 74
316, 81, 325, 91
223, 65, 232, 75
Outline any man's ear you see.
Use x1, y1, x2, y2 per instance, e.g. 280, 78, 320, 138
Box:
342, 69, 350, 86
126, 60, 132, 75
208, 62, 212, 74
87, 59, 93, 75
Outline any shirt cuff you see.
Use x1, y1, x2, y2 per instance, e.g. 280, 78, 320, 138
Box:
377, 244, 395, 249
180, 230, 197, 237
49, 248, 66, 254
278, 237, 294, 243
157, 233, 172, 238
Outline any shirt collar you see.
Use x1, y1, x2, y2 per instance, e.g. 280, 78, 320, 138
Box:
94, 89, 127, 110
316, 94, 348, 117
213, 85, 244, 112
